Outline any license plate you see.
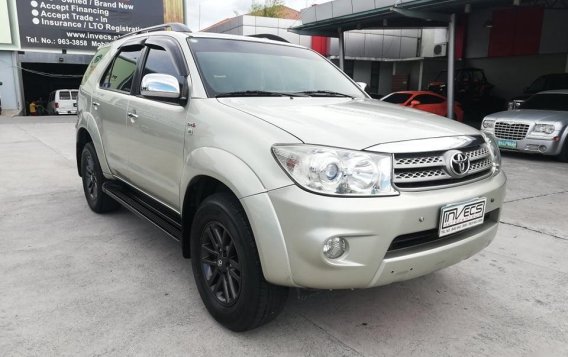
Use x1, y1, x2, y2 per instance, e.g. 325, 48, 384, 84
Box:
497, 139, 516, 149
439, 198, 487, 237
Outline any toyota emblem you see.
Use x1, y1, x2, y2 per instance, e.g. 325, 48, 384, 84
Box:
444, 150, 471, 178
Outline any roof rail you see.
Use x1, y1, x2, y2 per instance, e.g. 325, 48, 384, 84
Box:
118, 23, 191, 40
248, 34, 290, 43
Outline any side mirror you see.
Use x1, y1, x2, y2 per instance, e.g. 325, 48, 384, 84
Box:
410, 100, 421, 107
356, 82, 368, 91
141, 73, 180, 99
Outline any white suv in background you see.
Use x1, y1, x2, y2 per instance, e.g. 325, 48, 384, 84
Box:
76, 24, 506, 331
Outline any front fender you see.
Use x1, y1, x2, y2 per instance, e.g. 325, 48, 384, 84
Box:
76, 110, 112, 178
180, 147, 295, 286
180, 147, 266, 201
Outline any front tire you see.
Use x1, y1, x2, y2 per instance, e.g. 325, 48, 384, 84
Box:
190, 193, 288, 331
557, 142, 568, 163
80, 142, 120, 213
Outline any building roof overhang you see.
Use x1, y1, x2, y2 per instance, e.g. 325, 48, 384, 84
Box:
290, 0, 538, 36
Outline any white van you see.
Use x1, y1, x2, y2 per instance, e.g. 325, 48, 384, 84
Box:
47, 89, 78, 115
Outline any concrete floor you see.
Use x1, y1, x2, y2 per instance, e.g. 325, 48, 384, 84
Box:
1, 116, 567, 356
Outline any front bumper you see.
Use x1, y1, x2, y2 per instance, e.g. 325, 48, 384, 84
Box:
497, 136, 562, 156
255, 172, 506, 289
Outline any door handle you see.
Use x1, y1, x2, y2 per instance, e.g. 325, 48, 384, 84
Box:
127, 112, 139, 123
92, 101, 100, 108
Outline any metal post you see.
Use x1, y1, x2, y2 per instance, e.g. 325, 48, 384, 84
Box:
418, 60, 424, 90
338, 28, 345, 71
447, 13, 456, 120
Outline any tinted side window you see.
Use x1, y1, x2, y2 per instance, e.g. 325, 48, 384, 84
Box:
100, 47, 143, 93
382, 93, 412, 104
415, 94, 444, 104
142, 47, 180, 79
548, 75, 568, 90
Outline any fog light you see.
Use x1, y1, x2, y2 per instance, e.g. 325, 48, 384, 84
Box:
323, 237, 348, 259
539, 145, 547, 153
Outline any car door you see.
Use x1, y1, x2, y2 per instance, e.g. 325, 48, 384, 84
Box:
124, 36, 189, 210
94, 42, 144, 178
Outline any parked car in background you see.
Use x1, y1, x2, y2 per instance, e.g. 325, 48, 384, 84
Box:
508, 73, 568, 110
47, 89, 78, 115
482, 90, 568, 161
428, 68, 494, 102
381, 91, 464, 121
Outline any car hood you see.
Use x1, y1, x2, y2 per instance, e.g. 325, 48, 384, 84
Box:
218, 97, 478, 150
486, 109, 568, 123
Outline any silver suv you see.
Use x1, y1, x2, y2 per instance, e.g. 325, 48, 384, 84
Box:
76, 24, 506, 331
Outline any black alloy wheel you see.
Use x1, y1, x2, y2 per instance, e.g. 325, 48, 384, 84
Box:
190, 193, 288, 332
200, 221, 241, 306
84, 152, 98, 202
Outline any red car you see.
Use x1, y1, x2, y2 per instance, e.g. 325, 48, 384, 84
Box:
381, 91, 464, 122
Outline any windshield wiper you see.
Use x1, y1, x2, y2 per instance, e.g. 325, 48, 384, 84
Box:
295, 90, 354, 98
216, 90, 304, 98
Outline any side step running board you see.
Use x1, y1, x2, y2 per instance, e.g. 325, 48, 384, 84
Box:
102, 181, 182, 241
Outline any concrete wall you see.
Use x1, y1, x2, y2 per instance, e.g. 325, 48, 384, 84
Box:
352, 61, 371, 83
0, 51, 22, 114
329, 29, 421, 60
465, 9, 568, 59
378, 62, 393, 95
465, 53, 567, 99
19, 52, 92, 65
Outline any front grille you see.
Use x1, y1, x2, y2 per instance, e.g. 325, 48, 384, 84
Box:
494, 122, 529, 140
393, 144, 493, 189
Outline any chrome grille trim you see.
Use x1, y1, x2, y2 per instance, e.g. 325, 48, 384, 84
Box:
394, 155, 443, 169
494, 122, 529, 140
392, 143, 493, 189
394, 168, 449, 182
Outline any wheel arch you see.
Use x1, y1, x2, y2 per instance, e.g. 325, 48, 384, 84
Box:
76, 128, 92, 176
76, 112, 111, 178
179, 147, 295, 286
181, 175, 234, 258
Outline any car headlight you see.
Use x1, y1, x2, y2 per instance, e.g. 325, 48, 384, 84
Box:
482, 119, 495, 129
533, 124, 555, 135
480, 132, 501, 174
272, 145, 398, 196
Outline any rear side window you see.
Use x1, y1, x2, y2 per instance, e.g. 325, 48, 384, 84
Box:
548, 75, 568, 90
59, 91, 71, 100
82, 47, 110, 85
415, 94, 444, 104
100, 47, 143, 93
382, 93, 411, 104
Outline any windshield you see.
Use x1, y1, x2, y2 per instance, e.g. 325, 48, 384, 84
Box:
381, 93, 411, 104
188, 38, 365, 98
521, 94, 568, 111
